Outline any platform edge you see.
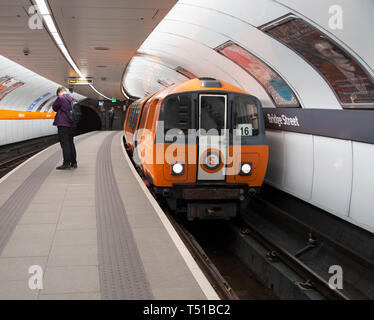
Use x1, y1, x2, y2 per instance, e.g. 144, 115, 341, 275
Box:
119, 133, 220, 300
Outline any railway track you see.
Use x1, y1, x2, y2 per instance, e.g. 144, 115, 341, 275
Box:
124, 136, 373, 300
0, 148, 47, 177
232, 189, 374, 300
173, 191, 373, 300
125, 142, 240, 300
164, 211, 239, 300
238, 212, 349, 300
141, 184, 373, 299
0, 135, 58, 178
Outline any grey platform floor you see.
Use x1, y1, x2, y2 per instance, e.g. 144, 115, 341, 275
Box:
0, 131, 217, 300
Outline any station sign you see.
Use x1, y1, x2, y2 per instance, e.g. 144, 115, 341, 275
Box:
67, 78, 93, 85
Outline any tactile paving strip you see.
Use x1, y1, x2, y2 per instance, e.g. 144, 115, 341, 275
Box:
0, 132, 94, 255
95, 133, 154, 300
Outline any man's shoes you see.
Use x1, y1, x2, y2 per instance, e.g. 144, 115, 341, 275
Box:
56, 164, 71, 170
70, 162, 78, 169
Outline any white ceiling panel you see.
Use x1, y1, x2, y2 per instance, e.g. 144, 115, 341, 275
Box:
125, 1, 362, 109
61, 7, 159, 20
0, 0, 177, 100
178, 0, 288, 27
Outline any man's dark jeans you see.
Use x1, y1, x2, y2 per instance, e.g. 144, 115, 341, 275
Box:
57, 126, 76, 165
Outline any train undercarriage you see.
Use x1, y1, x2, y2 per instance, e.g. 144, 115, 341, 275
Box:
154, 184, 260, 220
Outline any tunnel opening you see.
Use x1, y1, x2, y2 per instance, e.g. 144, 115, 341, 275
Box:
75, 105, 102, 135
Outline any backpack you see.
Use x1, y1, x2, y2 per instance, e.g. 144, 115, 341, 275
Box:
62, 94, 82, 124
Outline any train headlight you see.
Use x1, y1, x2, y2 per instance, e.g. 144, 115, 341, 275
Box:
240, 163, 252, 175
172, 163, 184, 176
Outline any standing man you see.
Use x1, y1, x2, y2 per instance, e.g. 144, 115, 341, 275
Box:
108, 106, 115, 130
52, 87, 77, 170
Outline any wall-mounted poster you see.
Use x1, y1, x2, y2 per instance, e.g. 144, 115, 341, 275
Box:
36, 95, 56, 112
28, 92, 51, 111
175, 66, 197, 79
0, 76, 25, 101
216, 41, 300, 108
157, 79, 175, 87
261, 14, 374, 107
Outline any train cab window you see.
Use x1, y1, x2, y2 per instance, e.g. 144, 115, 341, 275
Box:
232, 95, 259, 136
200, 95, 225, 134
163, 94, 192, 134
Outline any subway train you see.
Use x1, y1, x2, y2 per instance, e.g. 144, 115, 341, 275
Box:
123, 78, 269, 220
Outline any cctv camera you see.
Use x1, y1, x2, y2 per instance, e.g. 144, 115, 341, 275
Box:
23, 49, 30, 56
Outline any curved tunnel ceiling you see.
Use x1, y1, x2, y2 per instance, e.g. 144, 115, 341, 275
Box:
0, 54, 85, 110
1, 0, 373, 106
123, 0, 374, 110
0, 0, 177, 100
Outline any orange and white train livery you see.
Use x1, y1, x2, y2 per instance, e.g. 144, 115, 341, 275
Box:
123, 78, 268, 220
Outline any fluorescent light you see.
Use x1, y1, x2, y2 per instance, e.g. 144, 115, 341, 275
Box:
121, 86, 130, 99
43, 15, 57, 33
35, 0, 111, 100
58, 44, 69, 57
34, 0, 50, 15
77, 70, 85, 78
51, 32, 63, 45
89, 84, 111, 100
58, 45, 83, 75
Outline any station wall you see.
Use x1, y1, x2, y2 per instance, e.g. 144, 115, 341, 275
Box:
0, 55, 85, 146
266, 131, 374, 232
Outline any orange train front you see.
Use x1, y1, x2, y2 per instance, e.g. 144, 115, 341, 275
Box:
124, 78, 269, 220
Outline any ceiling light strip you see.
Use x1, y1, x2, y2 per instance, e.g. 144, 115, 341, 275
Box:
120, 85, 130, 100
89, 84, 111, 100
34, 0, 111, 100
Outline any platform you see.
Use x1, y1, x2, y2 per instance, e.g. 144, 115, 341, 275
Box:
0, 131, 218, 300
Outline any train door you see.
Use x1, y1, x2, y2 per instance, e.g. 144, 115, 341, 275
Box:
197, 94, 227, 181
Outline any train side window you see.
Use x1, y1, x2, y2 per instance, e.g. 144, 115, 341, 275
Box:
163, 94, 192, 134
130, 103, 141, 132
232, 95, 259, 136
129, 108, 133, 131
138, 100, 151, 130
129, 106, 135, 132
131, 106, 136, 131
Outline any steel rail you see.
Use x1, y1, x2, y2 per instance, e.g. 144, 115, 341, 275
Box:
254, 196, 374, 272
164, 211, 239, 300
239, 213, 350, 300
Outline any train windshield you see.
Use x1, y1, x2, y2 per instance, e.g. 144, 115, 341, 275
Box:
163, 94, 192, 134
232, 95, 259, 136
200, 95, 226, 133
